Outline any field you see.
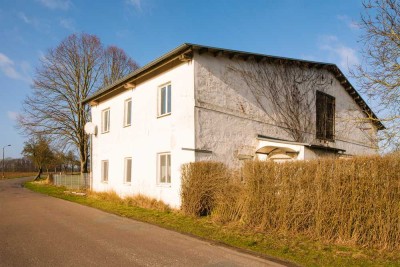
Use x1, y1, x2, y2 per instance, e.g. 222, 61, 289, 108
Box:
0, 172, 37, 179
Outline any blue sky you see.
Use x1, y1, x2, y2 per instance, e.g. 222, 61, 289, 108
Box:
0, 0, 367, 158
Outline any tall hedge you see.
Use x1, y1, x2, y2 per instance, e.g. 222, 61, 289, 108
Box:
181, 153, 400, 250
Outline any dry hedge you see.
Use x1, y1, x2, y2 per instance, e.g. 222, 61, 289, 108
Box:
180, 153, 400, 250
181, 161, 229, 216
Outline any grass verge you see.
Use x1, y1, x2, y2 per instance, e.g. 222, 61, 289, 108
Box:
24, 181, 400, 267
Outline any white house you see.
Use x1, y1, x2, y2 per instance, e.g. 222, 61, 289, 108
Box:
82, 43, 384, 207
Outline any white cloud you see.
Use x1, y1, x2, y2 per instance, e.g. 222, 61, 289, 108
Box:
7, 111, 18, 121
38, 50, 46, 61
126, 0, 142, 11
0, 53, 21, 79
18, 12, 41, 28
18, 12, 31, 24
36, 0, 71, 10
333, 46, 359, 68
0, 53, 32, 83
18, 12, 50, 33
59, 18, 76, 31
337, 15, 360, 30
318, 35, 359, 69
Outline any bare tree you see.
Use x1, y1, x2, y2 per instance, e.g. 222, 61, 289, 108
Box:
22, 135, 54, 180
232, 60, 329, 142
102, 46, 139, 87
19, 33, 139, 173
352, 0, 400, 150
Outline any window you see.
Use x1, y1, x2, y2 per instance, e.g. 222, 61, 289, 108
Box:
158, 84, 171, 116
316, 91, 335, 140
102, 108, 110, 133
124, 157, 132, 183
158, 153, 171, 184
101, 160, 109, 182
124, 99, 132, 127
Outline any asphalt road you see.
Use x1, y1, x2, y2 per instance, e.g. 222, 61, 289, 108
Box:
0, 177, 286, 267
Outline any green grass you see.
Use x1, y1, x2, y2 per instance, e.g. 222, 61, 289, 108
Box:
24, 181, 400, 267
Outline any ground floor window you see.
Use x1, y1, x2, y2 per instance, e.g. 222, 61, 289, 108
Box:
125, 157, 132, 183
101, 160, 109, 182
158, 153, 171, 184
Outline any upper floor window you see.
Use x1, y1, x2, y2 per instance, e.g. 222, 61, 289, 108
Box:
316, 91, 335, 141
158, 83, 171, 116
124, 99, 132, 127
101, 108, 110, 133
158, 153, 171, 184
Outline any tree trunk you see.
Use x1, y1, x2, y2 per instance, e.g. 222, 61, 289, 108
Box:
79, 135, 89, 174
34, 167, 42, 181
80, 158, 88, 174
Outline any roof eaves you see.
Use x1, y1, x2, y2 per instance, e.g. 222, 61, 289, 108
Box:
329, 66, 385, 130
82, 43, 385, 130
82, 43, 191, 104
187, 43, 337, 67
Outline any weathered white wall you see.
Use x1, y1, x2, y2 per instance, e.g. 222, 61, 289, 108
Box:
193, 53, 378, 166
91, 61, 195, 208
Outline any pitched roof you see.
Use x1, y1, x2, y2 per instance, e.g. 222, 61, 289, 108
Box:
82, 43, 384, 130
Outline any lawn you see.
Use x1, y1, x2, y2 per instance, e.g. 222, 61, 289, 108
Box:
25, 181, 400, 267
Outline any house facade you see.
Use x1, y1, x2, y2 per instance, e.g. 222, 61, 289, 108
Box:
83, 44, 383, 207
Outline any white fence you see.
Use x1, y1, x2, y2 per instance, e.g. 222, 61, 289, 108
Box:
53, 173, 90, 189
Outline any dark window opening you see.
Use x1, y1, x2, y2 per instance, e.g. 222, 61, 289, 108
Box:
316, 91, 335, 141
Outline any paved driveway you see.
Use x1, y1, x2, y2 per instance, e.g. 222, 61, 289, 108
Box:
0, 177, 287, 267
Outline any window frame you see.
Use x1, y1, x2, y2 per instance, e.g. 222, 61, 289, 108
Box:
124, 98, 132, 127
101, 160, 109, 183
158, 83, 171, 117
101, 108, 110, 133
157, 152, 171, 185
316, 91, 335, 141
124, 157, 132, 184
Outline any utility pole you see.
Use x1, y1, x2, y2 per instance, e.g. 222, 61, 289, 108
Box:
2, 144, 11, 179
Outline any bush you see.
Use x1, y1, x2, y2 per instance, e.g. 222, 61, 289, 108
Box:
181, 154, 400, 250
181, 161, 229, 216
239, 155, 400, 250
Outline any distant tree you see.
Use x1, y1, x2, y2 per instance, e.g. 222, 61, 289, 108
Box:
353, 0, 400, 150
22, 135, 54, 180
2, 157, 35, 172
18, 33, 139, 173
64, 150, 80, 173
48, 150, 66, 173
